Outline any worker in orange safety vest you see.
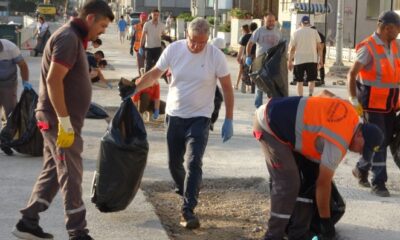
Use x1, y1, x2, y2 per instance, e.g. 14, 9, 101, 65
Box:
347, 10, 400, 198
253, 91, 384, 240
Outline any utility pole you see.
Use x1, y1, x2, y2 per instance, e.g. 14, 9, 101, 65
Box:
329, 0, 349, 76
158, 0, 161, 17
213, 0, 218, 38
334, 0, 344, 67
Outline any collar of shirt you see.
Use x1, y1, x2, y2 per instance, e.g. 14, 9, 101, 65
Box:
70, 18, 89, 49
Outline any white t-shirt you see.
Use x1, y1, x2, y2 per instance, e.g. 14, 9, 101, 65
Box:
143, 21, 165, 48
156, 40, 229, 118
289, 26, 321, 65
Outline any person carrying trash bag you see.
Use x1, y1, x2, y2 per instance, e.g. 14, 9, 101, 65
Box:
284, 152, 346, 240
12, 1, 114, 240
0, 88, 43, 156
91, 91, 148, 213
0, 38, 31, 156
253, 90, 384, 240
134, 17, 234, 229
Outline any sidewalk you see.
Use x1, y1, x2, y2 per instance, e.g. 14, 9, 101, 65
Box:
1, 21, 400, 240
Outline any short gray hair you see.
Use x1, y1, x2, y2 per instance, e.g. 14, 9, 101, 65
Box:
188, 17, 210, 36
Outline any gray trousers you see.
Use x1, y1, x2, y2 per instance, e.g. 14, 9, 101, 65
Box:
20, 111, 88, 237
0, 84, 17, 127
254, 117, 310, 240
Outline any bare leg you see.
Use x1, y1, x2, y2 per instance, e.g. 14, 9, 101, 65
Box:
235, 64, 243, 89
297, 82, 303, 96
308, 81, 315, 96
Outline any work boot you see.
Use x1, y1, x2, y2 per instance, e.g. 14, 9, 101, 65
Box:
1, 146, 13, 155
352, 167, 371, 188
69, 234, 94, 240
371, 183, 390, 197
180, 210, 200, 229
12, 219, 54, 239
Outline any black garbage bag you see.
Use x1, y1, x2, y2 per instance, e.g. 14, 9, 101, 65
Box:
118, 77, 137, 100
285, 152, 345, 238
86, 102, 109, 119
390, 113, 400, 169
91, 98, 149, 212
210, 87, 223, 131
0, 88, 43, 156
250, 40, 288, 98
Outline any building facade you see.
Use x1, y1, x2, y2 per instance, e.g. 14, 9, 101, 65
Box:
0, 0, 9, 17
279, 0, 400, 48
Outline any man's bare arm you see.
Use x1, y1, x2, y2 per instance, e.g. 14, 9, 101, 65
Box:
47, 62, 69, 117
219, 74, 234, 120
135, 67, 164, 92
347, 61, 364, 98
17, 59, 29, 81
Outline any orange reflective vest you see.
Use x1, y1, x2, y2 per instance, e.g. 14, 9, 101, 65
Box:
355, 35, 400, 112
133, 23, 144, 51
281, 97, 360, 162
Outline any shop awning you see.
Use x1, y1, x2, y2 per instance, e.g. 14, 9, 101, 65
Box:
289, 2, 332, 14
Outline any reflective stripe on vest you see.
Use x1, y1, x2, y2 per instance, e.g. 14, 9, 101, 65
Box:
133, 23, 144, 51
294, 97, 360, 162
356, 36, 400, 110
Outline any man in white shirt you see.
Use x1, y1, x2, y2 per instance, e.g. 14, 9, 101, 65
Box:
288, 16, 323, 97
139, 9, 165, 72
246, 13, 281, 108
134, 17, 234, 230
0, 39, 30, 156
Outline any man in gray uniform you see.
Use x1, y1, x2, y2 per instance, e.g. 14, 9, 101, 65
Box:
12, 1, 114, 240
0, 39, 30, 155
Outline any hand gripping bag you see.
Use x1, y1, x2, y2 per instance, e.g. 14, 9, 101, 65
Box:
91, 98, 148, 212
0, 88, 43, 156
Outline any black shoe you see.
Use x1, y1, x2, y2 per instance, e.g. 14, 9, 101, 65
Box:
180, 210, 200, 229
69, 234, 94, 240
1, 145, 13, 155
352, 167, 371, 188
174, 187, 183, 196
371, 184, 390, 197
12, 220, 54, 239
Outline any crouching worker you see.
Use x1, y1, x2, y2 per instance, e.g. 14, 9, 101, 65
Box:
90, 59, 112, 88
253, 91, 384, 240
132, 82, 165, 121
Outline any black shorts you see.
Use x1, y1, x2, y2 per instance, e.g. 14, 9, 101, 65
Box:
294, 63, 318, 82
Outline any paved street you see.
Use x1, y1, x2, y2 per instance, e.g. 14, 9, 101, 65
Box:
1, 21, 400, 239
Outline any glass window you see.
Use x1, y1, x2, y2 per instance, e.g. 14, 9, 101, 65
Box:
366, 0, 381, 19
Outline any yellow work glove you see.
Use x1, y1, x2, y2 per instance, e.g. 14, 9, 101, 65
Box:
57, 116, 75, 148
349, 97, 363, 116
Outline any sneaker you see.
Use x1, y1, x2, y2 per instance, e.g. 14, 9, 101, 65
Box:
1, 146, 13, 155
371, 184, 390, 197
180, 210, 200, 229
69, 234, 94, 240
12, 220, 53, 240
352, 167, 371, 188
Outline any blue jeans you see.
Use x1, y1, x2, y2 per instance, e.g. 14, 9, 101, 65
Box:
356, 111, 395, 185
255, 87, 263, 108
166, 115, 210, 212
